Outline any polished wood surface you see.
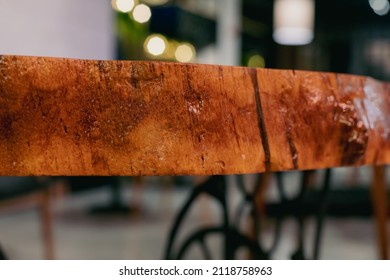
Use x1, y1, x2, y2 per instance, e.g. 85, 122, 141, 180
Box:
0, 55, 389, 175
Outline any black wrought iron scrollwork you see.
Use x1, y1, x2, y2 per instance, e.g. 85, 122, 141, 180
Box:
234, 173, 283, 259
290, 169, 332, 260
164, 175, 265, 260
164, 169, 332, 260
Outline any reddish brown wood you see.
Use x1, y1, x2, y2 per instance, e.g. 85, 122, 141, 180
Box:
371, 166, 389, 259
0, 55, 389, 175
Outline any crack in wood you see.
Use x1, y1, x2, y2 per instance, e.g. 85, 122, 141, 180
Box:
249, 68, 271, 171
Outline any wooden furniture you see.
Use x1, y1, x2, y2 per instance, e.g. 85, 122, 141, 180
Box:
0, 177, 54, 259
0, 55, 388, 175
0, 55, 388, 258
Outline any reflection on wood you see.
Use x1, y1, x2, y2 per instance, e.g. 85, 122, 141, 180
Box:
0, 55, 389, 175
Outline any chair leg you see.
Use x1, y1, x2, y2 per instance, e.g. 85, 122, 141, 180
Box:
371, 166, 388, 260
39, 190, 55, 260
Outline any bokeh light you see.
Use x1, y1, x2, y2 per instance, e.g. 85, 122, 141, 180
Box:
174, 43, 195, 62
112, 0, 135, 13
369, 0, 390, 15
144, 34, 167, 56
247, 54, 265, 68
133, 4, 152, 23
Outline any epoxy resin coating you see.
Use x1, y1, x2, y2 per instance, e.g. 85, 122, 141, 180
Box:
0, 55, 389, 175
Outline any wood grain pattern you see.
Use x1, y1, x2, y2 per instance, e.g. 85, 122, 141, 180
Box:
0, 55, 389, 175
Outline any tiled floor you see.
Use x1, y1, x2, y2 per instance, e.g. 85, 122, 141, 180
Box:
0, 169, 387, 260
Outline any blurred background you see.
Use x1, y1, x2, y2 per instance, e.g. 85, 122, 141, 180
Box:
0, 0, 389, 259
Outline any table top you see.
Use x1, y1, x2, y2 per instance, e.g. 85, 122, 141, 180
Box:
0, 55, 389, 176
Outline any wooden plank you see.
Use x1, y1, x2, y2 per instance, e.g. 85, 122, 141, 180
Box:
0, 55, 389, 175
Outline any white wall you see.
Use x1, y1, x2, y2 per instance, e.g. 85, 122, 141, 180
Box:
0, 0, 114, 59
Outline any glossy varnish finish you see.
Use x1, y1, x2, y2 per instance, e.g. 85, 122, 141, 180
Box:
0, 55, 389, 175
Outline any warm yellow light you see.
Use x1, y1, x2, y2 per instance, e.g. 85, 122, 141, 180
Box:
174, 43, 195, 62
112, 0, 135, 13
248, 55, 265, 68
133, 4, 152, 23
145, 35, 167, 56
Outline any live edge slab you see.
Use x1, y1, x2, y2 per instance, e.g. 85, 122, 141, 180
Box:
0, 55, 389, 176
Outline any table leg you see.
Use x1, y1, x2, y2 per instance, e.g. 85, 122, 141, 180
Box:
164, 170, 332, 260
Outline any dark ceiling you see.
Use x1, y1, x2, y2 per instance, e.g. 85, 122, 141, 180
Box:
148, 0, 389, 76
243, 0, 390, 32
